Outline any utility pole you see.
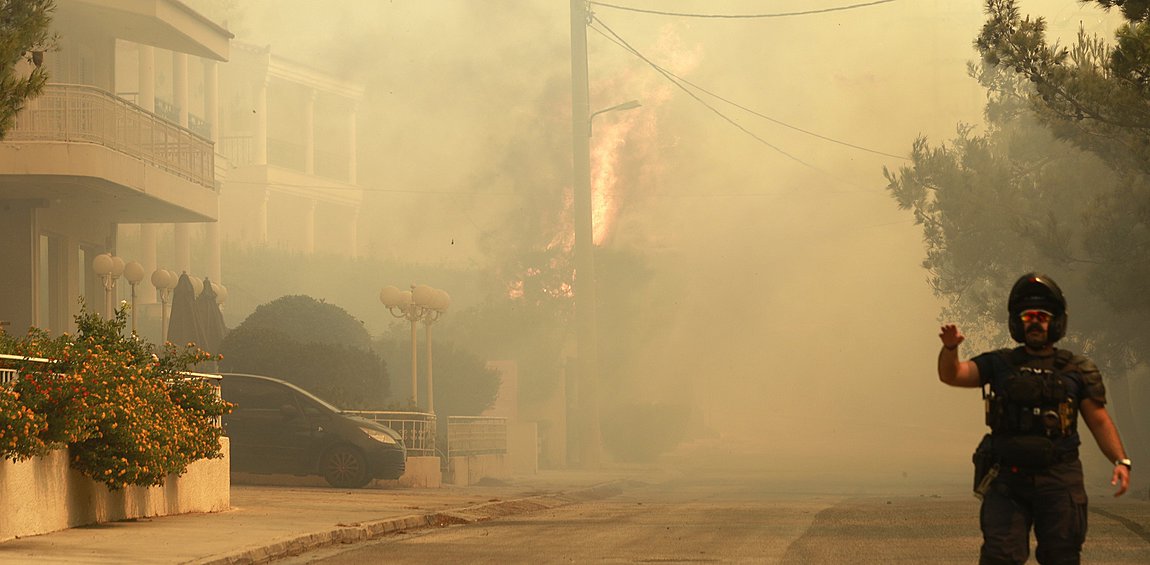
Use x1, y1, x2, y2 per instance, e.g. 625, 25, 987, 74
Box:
570, 0, 601, 468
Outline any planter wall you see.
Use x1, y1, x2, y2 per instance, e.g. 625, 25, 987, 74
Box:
0, 438, 230, 542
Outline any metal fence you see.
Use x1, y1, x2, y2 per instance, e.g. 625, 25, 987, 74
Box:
446, 416, 508, 457
0, 368, 19, 386
345, 411, 437, 456
7, 83, 216, 189
0, 354, 224, 426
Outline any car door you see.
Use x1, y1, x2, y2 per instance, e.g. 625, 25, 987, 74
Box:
223, 377, 317, 475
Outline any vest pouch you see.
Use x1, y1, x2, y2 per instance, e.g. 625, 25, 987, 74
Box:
972, 434, 998, 498
1004, 375, 1042, 403
992, 435, 1055, 468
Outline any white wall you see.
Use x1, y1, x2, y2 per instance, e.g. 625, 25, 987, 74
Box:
0, 439, 230, 542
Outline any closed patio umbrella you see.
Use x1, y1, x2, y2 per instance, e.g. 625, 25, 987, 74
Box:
166, 273, 203, 348
195, 278, 228, 355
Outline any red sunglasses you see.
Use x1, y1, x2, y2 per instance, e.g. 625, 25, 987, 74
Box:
1019, 309, 1053, 324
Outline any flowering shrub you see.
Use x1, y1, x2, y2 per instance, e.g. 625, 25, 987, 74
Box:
0, 306, 232, 490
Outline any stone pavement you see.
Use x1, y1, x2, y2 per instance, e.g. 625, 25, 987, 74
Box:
0, 470, 645, 565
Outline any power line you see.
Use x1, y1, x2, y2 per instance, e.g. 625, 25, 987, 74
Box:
658, 67, 907, 160
589, 0, 898, 19
590, 16, 905, 193
616, 41, 903, 158
589, 16, 822, 173
589, 17, 905, 160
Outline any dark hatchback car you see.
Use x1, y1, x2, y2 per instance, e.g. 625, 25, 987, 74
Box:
220, 373, 405, 488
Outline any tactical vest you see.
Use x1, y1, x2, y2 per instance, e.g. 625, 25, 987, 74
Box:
983, 348, 1078, 439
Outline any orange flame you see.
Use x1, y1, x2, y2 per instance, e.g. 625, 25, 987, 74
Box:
591, 116, 638, 245
588, 25, 701, 247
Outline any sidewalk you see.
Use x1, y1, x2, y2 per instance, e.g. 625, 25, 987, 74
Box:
0, 469, 648, 565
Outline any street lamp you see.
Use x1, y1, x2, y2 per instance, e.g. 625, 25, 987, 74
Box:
589, 99, 641, 135
414, 285, 450, 414
92, 253, 126, 319
123, 261, 145, 334
150, 268, 177, 343
380, 284, 450, 412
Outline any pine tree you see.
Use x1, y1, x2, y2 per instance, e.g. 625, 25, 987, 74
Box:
0, 0, 54, 139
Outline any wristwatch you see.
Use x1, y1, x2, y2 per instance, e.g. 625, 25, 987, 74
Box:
1115, 458, 1133, 470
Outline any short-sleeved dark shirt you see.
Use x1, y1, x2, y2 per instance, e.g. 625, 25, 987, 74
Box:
972, 347, 1107, 453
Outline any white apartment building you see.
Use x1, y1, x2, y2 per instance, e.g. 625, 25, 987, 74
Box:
0, 0, 231, 335
217, 42, 365, 258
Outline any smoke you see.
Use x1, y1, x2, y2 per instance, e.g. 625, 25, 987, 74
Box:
197, 0, 1123, 485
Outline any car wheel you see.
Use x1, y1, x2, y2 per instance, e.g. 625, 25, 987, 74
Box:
321, 445, 371, 488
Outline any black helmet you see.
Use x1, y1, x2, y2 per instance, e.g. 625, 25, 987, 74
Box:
1007, 272, 1068, 343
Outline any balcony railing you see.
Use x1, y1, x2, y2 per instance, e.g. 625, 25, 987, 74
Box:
154, 98, 179, 124
188, 114, 212, 140
6, 84, 215, 190
219, 135, 255, 167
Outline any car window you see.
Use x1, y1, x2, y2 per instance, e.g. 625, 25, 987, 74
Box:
224, 378, 297, 411
297, 396, 326, 417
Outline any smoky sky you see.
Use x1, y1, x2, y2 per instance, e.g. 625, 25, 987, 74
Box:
197, 0, 1124, 482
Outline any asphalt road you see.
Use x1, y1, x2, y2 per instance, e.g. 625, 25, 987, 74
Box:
274, 472, 1150, 564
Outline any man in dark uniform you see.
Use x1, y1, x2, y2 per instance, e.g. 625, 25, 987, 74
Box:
938, 273, 1131, 565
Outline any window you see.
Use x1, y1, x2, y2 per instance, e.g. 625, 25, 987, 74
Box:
224, 379, 298, 412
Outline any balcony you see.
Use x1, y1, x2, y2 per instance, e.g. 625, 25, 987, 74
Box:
6, 83, 215, 190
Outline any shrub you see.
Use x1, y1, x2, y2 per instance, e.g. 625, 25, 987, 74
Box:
0, 306, 231, 490
218, 295, 389, 408
219, 324, 387, 409
233, 295, 372, 349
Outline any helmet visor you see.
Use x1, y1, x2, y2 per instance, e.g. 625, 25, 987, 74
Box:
1019, 309, 1053, 324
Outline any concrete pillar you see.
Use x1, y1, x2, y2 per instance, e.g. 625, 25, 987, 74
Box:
63, 236, 81, 333
348, 102, 358, 185
256, 78, 268, 164
174, 52, 188, 128
347, 101, 359, 257
303, 200, 317, 254
138, 45, 155, 112
204, 59, 222, 287
205, 60, 219, 143
0, 207, 35, 333
173, 53, 189, 277
348, 207, 359, 258
129, 44, 157, 310
305, 90, 316, 175
257, 189, 269, 244
136, 45, 157, 287
140, 224, 157, 304
206, 223, 221, 284
174, 224, 190, 275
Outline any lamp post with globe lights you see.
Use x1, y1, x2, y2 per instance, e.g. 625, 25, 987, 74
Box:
123, 261, 145, 334
150, 268, 178, 342
413, 285, 450, 414
380, 284, 450, 412
91, 253, 125, 319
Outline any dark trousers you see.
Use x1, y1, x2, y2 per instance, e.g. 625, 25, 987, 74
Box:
979, 459, 1088, 565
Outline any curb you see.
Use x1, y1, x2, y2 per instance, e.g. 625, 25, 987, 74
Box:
190, 481, 626, 565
